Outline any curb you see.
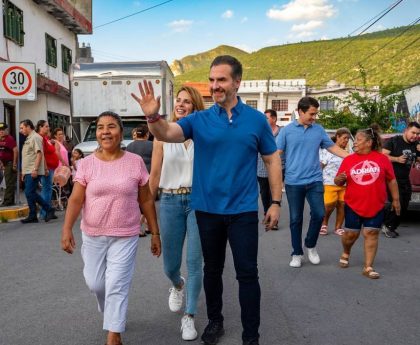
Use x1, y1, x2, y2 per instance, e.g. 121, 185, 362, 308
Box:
0, 205, 29, 222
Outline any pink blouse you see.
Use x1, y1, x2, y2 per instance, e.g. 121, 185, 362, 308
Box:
57, 141, 69, 167
74, 151, 149, 237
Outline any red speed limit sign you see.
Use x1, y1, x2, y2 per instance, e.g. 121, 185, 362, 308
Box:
0, 62, 36, 100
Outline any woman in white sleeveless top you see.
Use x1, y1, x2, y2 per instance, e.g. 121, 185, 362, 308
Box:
149, 86, 205, 341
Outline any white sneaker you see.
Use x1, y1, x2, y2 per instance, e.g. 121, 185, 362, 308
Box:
289, 255, 302, 268
181, 314, 198, 341
169, 276, 185, 312
307, 247, 320, 265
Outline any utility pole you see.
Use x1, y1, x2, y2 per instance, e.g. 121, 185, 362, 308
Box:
265, 75, 271, 110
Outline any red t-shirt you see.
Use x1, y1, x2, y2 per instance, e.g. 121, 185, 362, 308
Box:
337, 151, 395, 217
42, 135, 59, 170
0, 135, 16, 163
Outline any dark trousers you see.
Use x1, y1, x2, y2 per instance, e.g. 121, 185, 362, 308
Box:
2, 161, 17, 204
257, 177, 272, 214
384, 181, 411, 231
195, 211, 260, 342
24, 174, 50, 218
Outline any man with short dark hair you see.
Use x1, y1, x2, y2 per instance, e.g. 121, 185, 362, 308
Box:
382, 121, 420, 238
277, 97, 348, 268
19, 119, 56, 223
0, 122, 18, 206
132, 55, 282, 345
257, 109, 281, 229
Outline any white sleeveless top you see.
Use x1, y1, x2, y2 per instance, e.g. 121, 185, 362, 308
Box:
159, 141, 194, 189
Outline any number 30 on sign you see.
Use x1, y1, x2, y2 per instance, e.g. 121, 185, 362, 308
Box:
0, 62, 36, 100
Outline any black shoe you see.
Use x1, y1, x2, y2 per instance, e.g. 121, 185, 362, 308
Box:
393, 229, 400, 237
1, 202, 15, 207
45, 209, 57, 222
381, 225, 397, 238
21, 217, 39, 224
201, 320, 225, 345
243, 339, 259, 345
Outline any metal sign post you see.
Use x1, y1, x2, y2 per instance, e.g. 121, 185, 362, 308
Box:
0, 62, 36, 205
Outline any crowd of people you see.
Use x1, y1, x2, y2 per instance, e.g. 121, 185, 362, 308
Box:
1, 54, 419, 345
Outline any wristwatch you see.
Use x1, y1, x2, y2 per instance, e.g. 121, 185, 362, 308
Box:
272, 200, 282, 207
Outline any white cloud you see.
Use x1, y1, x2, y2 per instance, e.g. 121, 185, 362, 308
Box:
241, 17, 248, 23
291, 20, 323, 32
168, 19, 193, 33
267, 0, 337, 21
296, 31, 315, 38
222, 10, 234, 19
320, 35, 328, 40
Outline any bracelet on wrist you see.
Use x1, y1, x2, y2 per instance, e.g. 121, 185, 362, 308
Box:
272, 200, 282, 207
151, 233, 160, 236
146, 113, 161, 123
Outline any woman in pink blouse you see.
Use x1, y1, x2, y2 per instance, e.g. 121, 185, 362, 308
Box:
52, 128, 69, 168
61, 111, 161, 345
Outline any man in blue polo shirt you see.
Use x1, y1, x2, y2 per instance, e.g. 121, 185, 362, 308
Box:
132, 55, 282, 345
277, 97, 348, 268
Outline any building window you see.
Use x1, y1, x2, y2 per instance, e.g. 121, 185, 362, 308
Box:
46, 33, 57, 67
61, 45, 72, 74
246, 100, 258, 109
2, 1, 24, 45
320, 100, 335, 111
272, 100, 288, 112
48, 112, 69, 134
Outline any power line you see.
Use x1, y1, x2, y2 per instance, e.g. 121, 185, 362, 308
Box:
94, 0, 175, 29
347, 1, 399, 37
345, 34, 420, 85
338, 0, 404, 51
311, 0, 406, 83
329, 17, 420, 83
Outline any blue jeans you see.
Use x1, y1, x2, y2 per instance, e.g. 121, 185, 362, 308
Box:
285, 182, 325, 255
24, 174, 51, 219
40, 169, 54, 218
195, 211, 260, 342
159, 193, 202, 315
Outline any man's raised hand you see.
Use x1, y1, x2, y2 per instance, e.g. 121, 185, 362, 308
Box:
131, 80, 161, 116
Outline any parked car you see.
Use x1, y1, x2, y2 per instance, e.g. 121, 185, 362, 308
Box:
381, 133, 420, 211
74, 118, 150, 156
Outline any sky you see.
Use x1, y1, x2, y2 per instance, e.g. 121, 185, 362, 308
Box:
78, 0, 419, 64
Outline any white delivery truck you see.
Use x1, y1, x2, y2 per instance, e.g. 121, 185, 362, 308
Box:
71, 61, 174, 155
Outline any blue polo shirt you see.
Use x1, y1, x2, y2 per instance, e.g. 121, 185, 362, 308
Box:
178, 97, 277, 214
276, 120, 333, 185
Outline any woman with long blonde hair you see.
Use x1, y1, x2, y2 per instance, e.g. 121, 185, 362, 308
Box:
149, 86, 205, 341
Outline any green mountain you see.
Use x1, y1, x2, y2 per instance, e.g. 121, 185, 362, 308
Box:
170, 45, 248, 76
174, 25, 420, 88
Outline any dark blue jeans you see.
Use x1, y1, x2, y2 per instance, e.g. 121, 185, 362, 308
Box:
285, 182, 325, 255
195, 211, 260, 342
24, 174, 51, 219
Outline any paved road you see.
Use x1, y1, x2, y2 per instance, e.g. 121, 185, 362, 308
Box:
1, 201, 419, 345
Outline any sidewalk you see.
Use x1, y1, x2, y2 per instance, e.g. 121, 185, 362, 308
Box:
0, 188, 29, 222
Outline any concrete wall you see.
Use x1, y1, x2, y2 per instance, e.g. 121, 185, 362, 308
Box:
0, 0, 82, 126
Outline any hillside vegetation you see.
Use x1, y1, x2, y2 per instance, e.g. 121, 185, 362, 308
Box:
173, 25, 420, 88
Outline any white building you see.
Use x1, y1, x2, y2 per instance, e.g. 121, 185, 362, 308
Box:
307, 80, 379, 113
0, 0, 92, 138
238, 79, 306, 127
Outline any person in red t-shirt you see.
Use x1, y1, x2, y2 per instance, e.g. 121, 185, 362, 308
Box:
36, 120, 59, 219
334, 126, 400, 279
0, 122, 18, 206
